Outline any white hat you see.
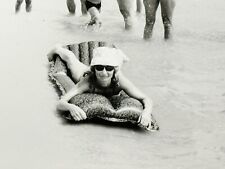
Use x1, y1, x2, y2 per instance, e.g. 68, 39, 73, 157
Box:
90, 47, 129, 68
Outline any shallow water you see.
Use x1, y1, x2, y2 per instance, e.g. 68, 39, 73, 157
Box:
1, 0, 225, 169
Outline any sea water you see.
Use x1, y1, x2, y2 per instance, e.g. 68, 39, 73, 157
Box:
0, 0, 225, 168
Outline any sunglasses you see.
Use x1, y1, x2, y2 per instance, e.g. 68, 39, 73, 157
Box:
94, 65, 114, 71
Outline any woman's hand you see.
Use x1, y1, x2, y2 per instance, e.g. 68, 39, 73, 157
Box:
69, 104, 87, 121
138, 109, 152, 130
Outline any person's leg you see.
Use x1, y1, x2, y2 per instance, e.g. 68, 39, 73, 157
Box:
25, 0, 32, 12
143, 0, 160, 39
67, 0, 76, 14
88, 7, 101, 25
160, 0, 175, 39
15, 0, 23, 13
136, 0, 142, 13
80, 0, 88, 15
117, 0, 135, 30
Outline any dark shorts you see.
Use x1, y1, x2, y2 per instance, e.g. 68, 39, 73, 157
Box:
85, 0, 101, 11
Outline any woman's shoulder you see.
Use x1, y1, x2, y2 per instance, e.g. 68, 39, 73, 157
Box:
116, 72, 133, 88
117, 72, 126, 83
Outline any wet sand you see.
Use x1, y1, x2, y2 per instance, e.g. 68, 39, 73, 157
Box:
1, 0, 225, 169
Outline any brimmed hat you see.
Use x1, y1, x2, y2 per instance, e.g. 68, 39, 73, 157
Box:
90, 47, 129, 68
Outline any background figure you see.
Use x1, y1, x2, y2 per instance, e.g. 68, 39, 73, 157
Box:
66, 0, 87, 15
136, 0, 143, 13
66, 0, 76, 14
15, 0, 32, 13
66, 0, 101, 26
80, 0, 88, 15
117, 0, 135, 30
117, 0, 143, 30
66, 0, 142, 30
143, 0, 175, 39
85, 0, 102, 26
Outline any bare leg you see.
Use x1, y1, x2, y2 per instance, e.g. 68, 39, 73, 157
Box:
88, 7, 101, 25
80, 0, 87, 15
117, 0, 135, 30
15, 0, 24, 13
136, 0, 142, 13
67, 0, 76, 14
25, 0, 32, 12
143, 0, 159, 39
160, 0, 175, 39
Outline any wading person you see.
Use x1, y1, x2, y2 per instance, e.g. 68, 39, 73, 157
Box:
84, 0, 102, 26
143, 0, 175, 40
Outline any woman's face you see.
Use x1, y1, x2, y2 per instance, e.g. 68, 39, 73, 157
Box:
94, 65, 115, 87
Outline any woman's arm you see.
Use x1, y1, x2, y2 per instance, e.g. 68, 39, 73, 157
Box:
47, 44, 89, 82
118, 73, 153, 127
57, 80, 89, 121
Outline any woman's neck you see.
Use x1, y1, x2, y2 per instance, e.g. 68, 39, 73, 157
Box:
96, 79, 111, 88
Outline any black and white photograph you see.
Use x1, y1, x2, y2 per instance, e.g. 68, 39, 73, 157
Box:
1, 0, 225, 168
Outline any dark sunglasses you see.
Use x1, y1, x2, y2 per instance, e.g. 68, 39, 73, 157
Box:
94, 65, 114, 71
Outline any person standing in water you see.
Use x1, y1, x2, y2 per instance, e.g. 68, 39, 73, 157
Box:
15, 0, 32, 13
143, 0, 175, 40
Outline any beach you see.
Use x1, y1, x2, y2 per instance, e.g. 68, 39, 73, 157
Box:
0, 0, 225, 168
